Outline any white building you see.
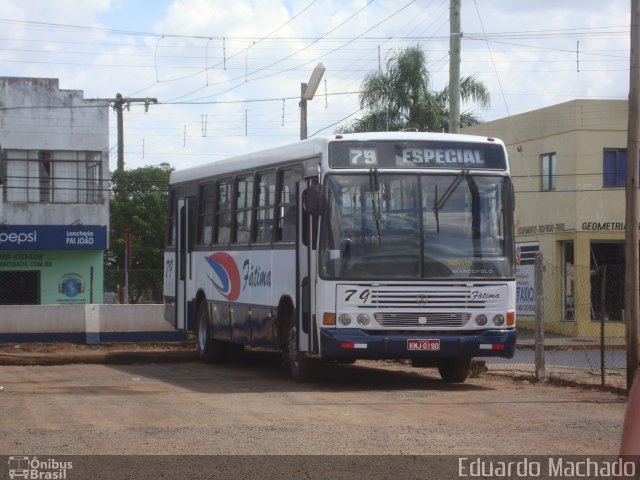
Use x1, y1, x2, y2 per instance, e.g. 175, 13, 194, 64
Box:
0, 77, 109, 305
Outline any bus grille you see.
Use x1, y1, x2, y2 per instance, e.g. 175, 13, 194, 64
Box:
367, 286, 502, 309
373, 312, 471, 328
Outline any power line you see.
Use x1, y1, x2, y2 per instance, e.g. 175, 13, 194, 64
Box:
0, 6, 630, 165
128, 0, 333, 98
164, 0, 378, 102
0, 16, 626, 42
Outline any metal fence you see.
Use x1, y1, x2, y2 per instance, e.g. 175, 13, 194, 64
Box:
103, 269, 164, 304
488, 254, 626, 390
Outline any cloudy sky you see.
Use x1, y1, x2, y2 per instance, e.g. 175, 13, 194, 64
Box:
0, 0, 630, 171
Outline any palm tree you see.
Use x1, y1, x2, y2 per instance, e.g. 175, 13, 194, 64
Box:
338, 45, 490, 133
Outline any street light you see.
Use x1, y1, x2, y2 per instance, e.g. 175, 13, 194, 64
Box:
300, 63, 326, 140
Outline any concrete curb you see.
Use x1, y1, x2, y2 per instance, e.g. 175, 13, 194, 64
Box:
0, 350, 198, 366
517, 343, 625, 351
0, 342, 198, 366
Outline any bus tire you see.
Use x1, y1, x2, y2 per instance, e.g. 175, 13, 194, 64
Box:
437, 358, 471, 383
197, 301, 225, 364
287, 320, 312, 382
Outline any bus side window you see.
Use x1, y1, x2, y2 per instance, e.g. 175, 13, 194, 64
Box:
214, 179, 232, 244
167, 190, 177, 247
196, 182, 215, 245
233, 175, 254, 244
276, 167, 302, 242
254, 171, 276, 243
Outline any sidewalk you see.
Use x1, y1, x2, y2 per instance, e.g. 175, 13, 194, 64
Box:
516, 328, 626, 350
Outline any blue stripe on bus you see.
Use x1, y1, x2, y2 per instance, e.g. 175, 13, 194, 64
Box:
320, 328, 516, 360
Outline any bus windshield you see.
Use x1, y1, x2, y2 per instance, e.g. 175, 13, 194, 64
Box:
319, 173, 514, 280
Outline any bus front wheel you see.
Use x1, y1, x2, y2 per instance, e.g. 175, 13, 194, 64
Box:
197, 301, 226, 364
437, 358, 472, 383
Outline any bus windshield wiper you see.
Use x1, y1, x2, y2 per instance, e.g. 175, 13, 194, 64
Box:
432, 169, 469, 234
369, 168, 382, 245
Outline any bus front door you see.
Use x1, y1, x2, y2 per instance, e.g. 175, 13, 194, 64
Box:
296, 180, 317, 354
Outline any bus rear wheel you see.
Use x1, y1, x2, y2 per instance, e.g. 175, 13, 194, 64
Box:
197, 301, 226, 364
437, 358, 472, 383
287, 320, 312, 382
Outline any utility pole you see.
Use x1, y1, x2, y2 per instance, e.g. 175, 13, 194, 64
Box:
534, 252, 545, 380
448, 0, 461, 134
124, 227, 131, 305
115, 94, 124, 172
110, 93, 158, 172
626, 0, 640, 391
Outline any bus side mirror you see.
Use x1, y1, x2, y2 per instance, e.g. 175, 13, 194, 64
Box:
304, 184, 324, 216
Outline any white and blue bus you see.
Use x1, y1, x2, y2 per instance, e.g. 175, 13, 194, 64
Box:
164, 132, 516, 382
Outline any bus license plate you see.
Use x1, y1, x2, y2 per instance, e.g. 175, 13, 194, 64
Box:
407, 339, 440, 351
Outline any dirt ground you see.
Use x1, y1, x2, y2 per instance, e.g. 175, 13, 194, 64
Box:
0, 341, 627, 392
0, 343, 626, 457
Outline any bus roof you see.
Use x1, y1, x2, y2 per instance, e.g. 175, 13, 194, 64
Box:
169, 132, 505, 186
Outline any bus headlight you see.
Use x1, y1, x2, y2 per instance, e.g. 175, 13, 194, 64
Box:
357, 314, 370, 326
493, 314, 505, 326
475, 314, 488, 326
338, 314, 352, 326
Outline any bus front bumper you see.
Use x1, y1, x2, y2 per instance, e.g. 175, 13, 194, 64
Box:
320, 328, 516, 360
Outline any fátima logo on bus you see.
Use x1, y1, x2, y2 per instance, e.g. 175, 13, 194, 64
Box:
205, 252, 241, 301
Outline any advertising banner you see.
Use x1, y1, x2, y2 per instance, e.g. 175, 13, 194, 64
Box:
0, 250, 103, 304
515, 241, 539, 316
0, 225, 107, 250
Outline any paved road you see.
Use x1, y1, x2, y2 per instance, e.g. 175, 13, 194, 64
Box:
489, 348, 626, 369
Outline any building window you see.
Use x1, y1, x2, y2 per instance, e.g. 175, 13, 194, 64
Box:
2, 150, 103, 203
0, 271, 40, 305
590, 242, 624, 322
561, 241, 575, 322
541, 153, 556, 191
603, 148, 627, 187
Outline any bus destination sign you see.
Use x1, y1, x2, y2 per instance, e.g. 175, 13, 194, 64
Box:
330, 140, 506, 170
399, 147, 485, 166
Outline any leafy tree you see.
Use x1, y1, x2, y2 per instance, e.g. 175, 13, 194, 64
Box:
106, 165, 172, 302
338, 45, 490, 133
